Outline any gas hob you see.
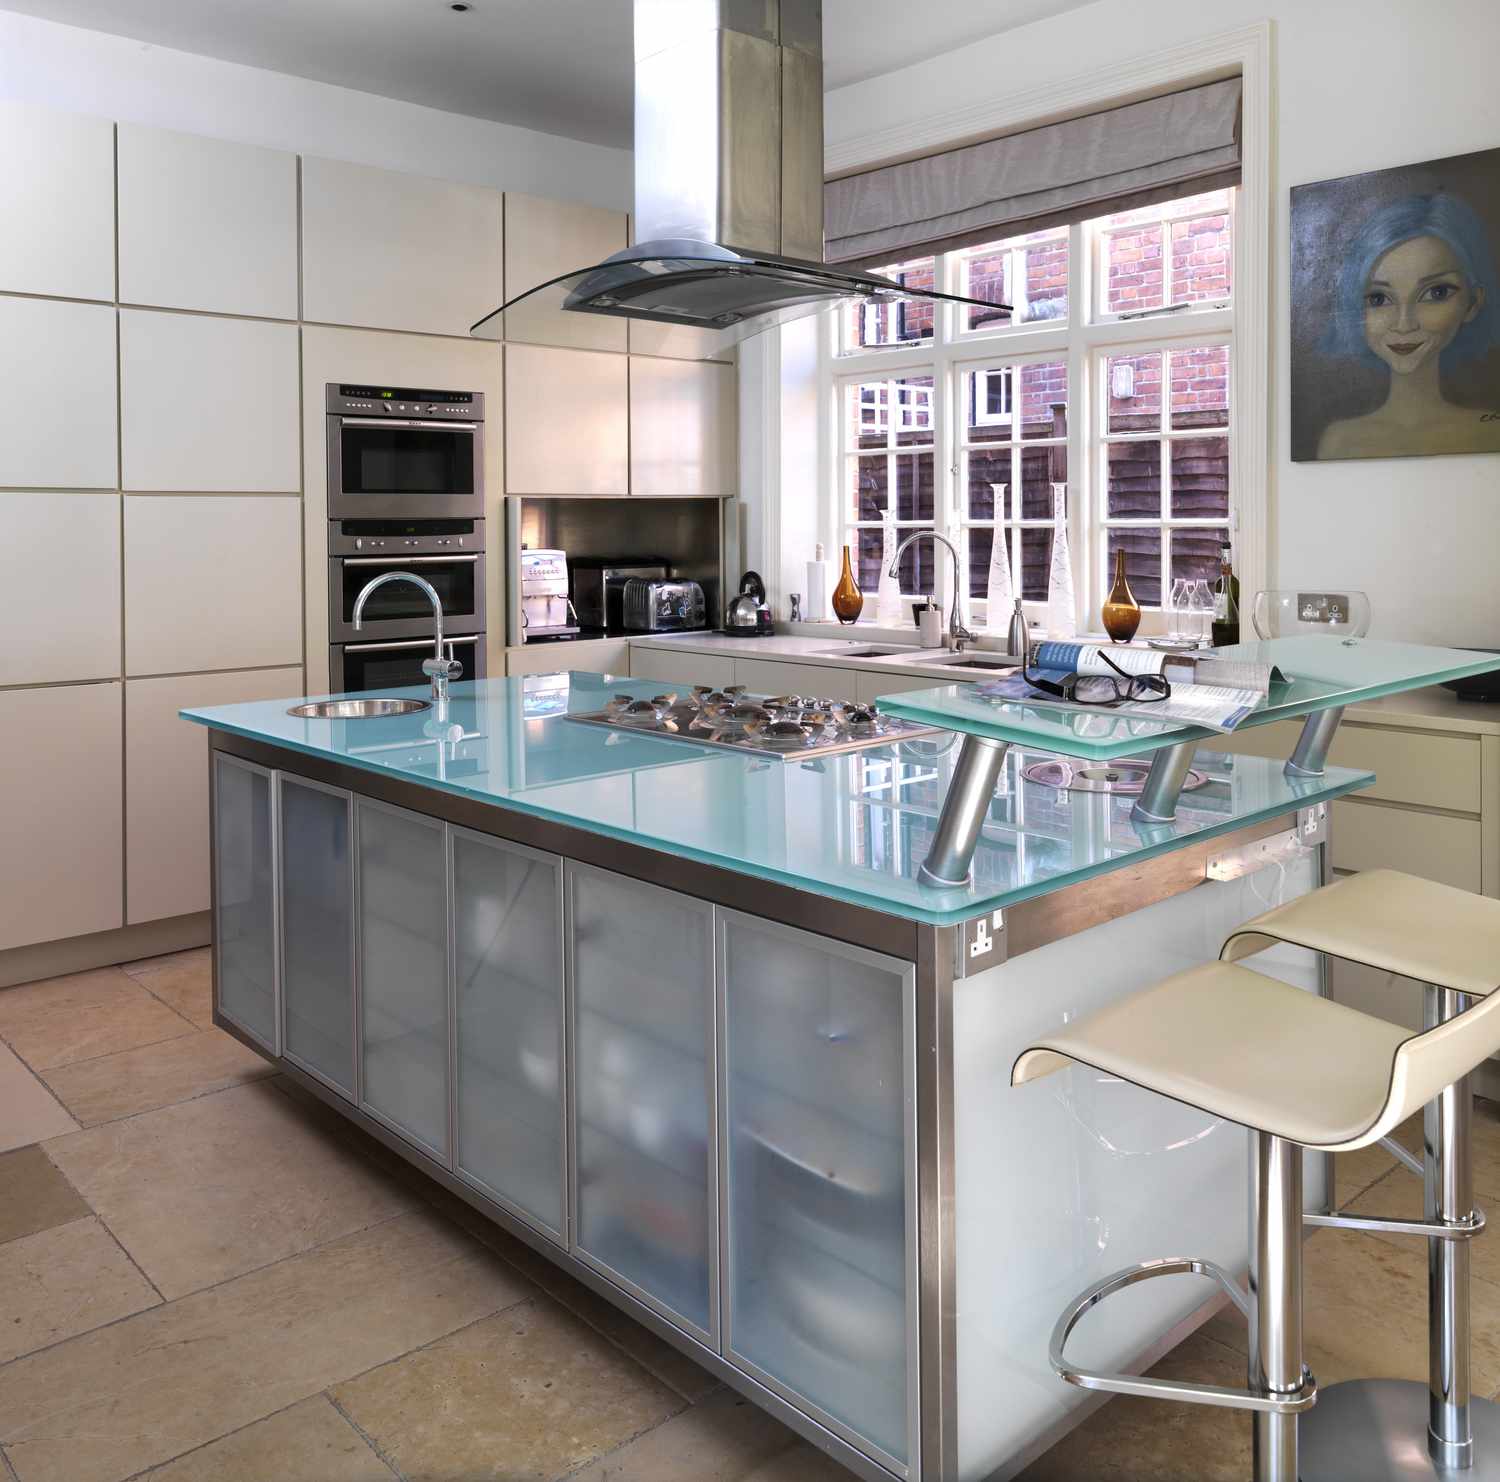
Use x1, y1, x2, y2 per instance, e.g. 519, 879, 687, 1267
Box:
566, 686, 948, 759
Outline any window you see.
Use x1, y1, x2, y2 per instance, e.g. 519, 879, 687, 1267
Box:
824, 187, 1236, 630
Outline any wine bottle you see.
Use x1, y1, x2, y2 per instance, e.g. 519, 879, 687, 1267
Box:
1211, 540, 1240, 647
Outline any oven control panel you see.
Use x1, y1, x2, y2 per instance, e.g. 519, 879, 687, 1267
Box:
325, 384, 484, 420
329, 518, 484, 557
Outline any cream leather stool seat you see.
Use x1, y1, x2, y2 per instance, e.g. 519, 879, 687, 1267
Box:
1014, 957, 1500, 1482
1222, 868, 1500, 1481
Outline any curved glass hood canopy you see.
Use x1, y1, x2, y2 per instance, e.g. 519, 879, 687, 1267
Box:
470, 1, 1007, 360
470, 238, 1000, 358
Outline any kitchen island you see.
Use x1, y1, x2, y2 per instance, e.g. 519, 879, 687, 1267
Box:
187, 671, 1374, 1482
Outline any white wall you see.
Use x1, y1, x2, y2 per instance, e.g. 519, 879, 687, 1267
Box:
821, 0, 1500, 645
0, 9, 631, 210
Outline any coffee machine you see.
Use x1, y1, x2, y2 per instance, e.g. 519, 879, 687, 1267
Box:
518, 549, 580, 641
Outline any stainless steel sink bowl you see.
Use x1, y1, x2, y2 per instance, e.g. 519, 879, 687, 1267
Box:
287, 697, 431, 719
934, 657, 1013, 671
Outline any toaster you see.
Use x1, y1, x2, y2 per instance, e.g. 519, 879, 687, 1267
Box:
621, 579, 707, 633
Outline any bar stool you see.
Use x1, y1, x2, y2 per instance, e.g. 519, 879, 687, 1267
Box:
1222, 868, 1500, 1480
1014, 957, 1500, 1482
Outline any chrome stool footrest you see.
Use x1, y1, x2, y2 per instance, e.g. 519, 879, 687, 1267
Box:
1305, 1205, 1486, 1240
1049, 1256, 1317, 1415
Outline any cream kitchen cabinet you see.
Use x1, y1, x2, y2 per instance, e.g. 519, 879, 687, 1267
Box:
118, 124, 298, 319
121, 311, 300, 492
503, 193, 627, 352
856, 668, 954, 704
125, 496, 303, 675
630, 359, 736, 499
125, 667, 304, 926
0, 683, 123, 952
0, 101, 114, 301
506, 640, 630, 678
731, 657, 860, 704
0, 298, 117, 489
628, 646, 736, 689
505, 345, 628, 496
302, 156, 503, 336
1, 493, 120, 686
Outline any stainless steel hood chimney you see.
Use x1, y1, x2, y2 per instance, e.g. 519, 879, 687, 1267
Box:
471, 0, 1003, 358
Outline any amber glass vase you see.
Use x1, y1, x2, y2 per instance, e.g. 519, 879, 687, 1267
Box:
1101, 547, 1142, 642
831, 544, 864, 625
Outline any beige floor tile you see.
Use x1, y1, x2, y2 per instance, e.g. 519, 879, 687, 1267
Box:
739, 1441, 859, 1482
141, 1396, 392, 1481
0, 1041, 78, 1153
0, 1207, 530, 1482
1346, 1167, 1500, 1288
333, 1297, 684, 1482
40, 1027, 274, 1127
1334, 1110, 1420, 1206
44, 1079, 418, 1298
121, 948, 214, 1031
1017, 1329, 1248, 1481
0, 967, 194, 1071
0, 1146, 87, 1246
0, 1216, 159, 1363
568, 1388, 807, 1481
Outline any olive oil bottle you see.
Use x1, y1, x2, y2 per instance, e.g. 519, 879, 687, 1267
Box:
1211, 540, 1241, 647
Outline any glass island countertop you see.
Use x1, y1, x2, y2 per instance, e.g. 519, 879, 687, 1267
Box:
185, 672, 1372, 926
876, 636, 1500, 760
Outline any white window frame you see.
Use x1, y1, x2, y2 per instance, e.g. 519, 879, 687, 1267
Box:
747, 26, 1271, 630
821, 196, 1236, 632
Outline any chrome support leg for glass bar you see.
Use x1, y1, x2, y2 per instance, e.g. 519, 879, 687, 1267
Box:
1285, 706, 1347, 778
1300, 985, 1500, 1481
1249, 1130, 1306, 1482
918, 735, 1009, 888
1129, 741, 1198, 825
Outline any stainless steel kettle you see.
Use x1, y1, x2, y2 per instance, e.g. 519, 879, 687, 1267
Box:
725, 571, 772, 634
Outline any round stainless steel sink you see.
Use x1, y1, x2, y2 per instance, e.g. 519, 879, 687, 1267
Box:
287, 697, 431, 719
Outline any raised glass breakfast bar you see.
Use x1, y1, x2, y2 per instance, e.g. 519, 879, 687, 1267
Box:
184, 638, 1497, 1482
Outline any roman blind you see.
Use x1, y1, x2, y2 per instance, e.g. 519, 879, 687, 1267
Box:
824, 76, 1242, 268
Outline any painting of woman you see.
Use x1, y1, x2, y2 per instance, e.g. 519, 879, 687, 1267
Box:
1290, 149, 1500, 461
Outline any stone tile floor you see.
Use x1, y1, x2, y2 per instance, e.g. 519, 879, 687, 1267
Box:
0, 947, 1496, 1480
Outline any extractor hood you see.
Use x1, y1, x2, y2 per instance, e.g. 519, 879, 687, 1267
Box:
471, 0, 1003, 359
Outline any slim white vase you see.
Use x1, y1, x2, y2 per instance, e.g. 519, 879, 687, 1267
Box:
984, 484, 1014, 629
1047, 483, 1077, 638
876, 508, 903, 626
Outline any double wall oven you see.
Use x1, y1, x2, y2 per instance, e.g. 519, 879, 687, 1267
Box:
326, 384, 488, 692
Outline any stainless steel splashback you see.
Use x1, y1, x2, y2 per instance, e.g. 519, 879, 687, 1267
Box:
505, 496, 729, 645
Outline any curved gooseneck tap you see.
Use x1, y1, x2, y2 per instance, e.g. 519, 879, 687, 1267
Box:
352, 571, 461, 703
888, 531, 975, 649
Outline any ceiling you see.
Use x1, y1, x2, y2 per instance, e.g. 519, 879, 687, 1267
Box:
0, 0, 1095, 147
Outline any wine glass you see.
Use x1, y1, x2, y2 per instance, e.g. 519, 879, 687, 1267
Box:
1252, 590, 1372, 640
1190, 579, 1215, 647
1167, 577, 1190, 642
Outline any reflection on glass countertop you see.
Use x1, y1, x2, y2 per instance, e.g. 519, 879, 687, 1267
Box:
878, 636, 1500, 761
184, 672, 1373, 926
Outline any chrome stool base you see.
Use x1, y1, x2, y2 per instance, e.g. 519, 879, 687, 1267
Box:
1299, 1380, 1500, 1480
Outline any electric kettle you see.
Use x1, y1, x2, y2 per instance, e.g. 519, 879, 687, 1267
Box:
724, 571, 773, 636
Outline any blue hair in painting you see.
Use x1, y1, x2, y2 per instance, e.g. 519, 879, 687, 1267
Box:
1325, 192, 1498, 363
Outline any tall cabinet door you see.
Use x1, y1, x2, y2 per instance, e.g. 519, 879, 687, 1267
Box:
357, 798, 450, 1161
568, 864, 716, 1341
452, 828, 565, 1241
279, 776, 355, 1098
719, 911, 917, 1475
211, 754, 278, 1053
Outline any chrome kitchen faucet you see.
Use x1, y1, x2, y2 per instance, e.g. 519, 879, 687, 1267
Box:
889, 531, 976, 650
352, 571, 462, 702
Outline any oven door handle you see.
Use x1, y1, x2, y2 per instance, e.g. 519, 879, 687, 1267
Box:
342, 635, 481, 653
338, 417, 477, 431
342, 554, 480, 566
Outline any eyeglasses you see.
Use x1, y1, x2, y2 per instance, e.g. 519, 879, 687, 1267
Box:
1022, 648, 1172, 707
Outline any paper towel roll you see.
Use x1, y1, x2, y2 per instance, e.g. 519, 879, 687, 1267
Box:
805, 546, 830, 622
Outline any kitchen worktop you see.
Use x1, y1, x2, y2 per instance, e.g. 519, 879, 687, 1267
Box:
184, 673, 1371, 926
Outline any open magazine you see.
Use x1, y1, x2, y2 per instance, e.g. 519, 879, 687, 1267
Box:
976, 641, 1281, 732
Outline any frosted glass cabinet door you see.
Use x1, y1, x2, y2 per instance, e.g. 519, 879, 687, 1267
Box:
453, 829, 564, 1239
357, 799, 449, 1159
279, 776, 354, 1097
720, 912, 916, 1471
212, 754, 277, 1052
569, 864, 714, 1338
